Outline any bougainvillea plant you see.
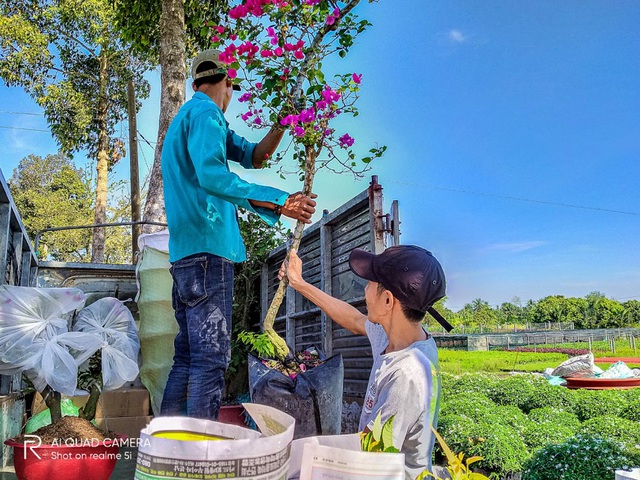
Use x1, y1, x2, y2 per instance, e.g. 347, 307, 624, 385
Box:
209, 0, 385, 358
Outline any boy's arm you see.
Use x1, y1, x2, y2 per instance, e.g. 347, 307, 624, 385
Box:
281, 249, 367, 336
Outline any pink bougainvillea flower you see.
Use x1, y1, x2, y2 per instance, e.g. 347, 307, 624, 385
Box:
227, 68, 238, 79
256, 82, 263, 89
299, 108, 315, 123
254, 117, 262, 125
352, 73, 362, 84
267, 27, 279, 45
241, 111, 254, 121
321, 86, 341, 103
260, 49, 274, 57
274, 47, 283, 57
216, 25, 224, 34
229, 5, 248, 19
339, 133, 354, 148
294, 49, 305, 60
238, 92, 253, 103
284, 42, 296, 51
219, 50, 234, 64
280, 114, 300, 126
315, 100, 328, 110
304, 0, 320, 5
230, 34, 238, 41
211, 35, 220, 43
293, 126, 306, 137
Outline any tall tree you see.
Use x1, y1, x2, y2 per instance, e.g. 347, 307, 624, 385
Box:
9, 153, 133, 262
114, 0, 227, 231
0, 0, 150, 262
9, 153, 93, 261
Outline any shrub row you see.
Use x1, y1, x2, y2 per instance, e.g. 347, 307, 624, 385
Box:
438, 373, 640, 479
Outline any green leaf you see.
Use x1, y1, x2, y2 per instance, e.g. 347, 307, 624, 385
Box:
371, 411, 383, 441
381, 414, 395, 449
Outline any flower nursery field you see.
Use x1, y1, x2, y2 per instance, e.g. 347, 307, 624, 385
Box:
437, 345, 640, 479
438, 373, 640, 480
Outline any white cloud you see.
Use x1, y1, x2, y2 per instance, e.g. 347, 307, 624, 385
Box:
448, 29, 467, 44
481, 241, 547, 253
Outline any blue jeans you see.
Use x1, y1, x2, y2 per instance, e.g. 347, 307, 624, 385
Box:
160, 253, 234, 419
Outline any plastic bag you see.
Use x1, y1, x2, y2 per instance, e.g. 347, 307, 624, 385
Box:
0, 286, 86, 372
26, 332, 103, 395
73, 297, 140, 391
551, 352, 595, 378
542, 368, 567, 386
599, 361, 635, 379
249, 353, 343, 439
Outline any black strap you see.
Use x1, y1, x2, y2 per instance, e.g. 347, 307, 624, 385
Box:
428, 306, 454, 332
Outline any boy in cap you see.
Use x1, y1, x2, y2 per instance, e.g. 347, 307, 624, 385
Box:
281, 245, 447, 479
161, 49, 317, 420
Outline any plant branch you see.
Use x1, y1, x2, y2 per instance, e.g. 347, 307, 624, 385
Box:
290, 0, 362, 103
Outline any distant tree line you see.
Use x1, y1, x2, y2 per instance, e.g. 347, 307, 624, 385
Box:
430, 292, 640, 331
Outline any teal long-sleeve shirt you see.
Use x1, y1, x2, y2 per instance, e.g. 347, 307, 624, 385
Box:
162, 91, 289, 263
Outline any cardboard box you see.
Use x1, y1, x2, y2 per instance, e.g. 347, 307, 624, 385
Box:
96, 415, 154, 438
32, 387, 151, 419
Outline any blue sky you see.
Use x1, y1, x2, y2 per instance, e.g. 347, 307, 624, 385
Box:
1, 0, 639, 310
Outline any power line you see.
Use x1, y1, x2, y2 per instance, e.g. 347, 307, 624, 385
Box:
137, 131, 156, 147
386, 180, 640, 217
0, 125, 50, 133
0, 110, 43, 116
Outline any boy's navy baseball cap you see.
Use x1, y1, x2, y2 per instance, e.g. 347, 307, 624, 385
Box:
349, 245, 453, 332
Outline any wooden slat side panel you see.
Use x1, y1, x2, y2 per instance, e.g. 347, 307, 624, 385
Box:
261, 183, 392, 401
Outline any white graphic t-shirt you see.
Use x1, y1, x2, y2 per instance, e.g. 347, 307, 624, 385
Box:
359, 320, 441, 479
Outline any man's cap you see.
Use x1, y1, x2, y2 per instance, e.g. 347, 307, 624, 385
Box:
191, 49, 241, 91
349, 245, 453, 332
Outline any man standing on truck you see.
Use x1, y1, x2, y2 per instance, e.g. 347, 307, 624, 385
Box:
160, 49, 317, 420
281, 245, 446, 478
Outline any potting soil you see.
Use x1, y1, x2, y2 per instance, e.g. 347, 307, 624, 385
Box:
11, 416, 114, 444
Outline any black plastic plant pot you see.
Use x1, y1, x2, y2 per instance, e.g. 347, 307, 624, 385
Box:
248, 352, 344, 439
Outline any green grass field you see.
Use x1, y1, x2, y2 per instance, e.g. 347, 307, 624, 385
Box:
438, 342, 640, 374
438, 350, 568, 374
